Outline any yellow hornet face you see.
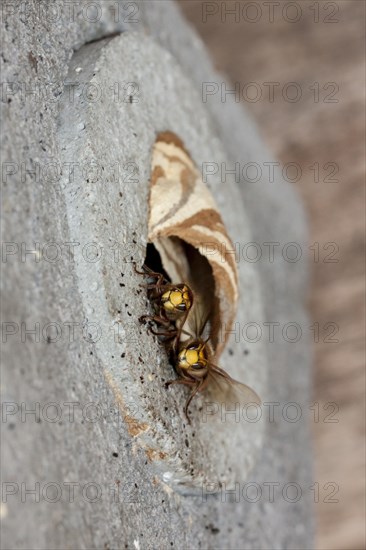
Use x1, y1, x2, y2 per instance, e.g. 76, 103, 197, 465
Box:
161, 284, 192, 314
177, 341, 208, 371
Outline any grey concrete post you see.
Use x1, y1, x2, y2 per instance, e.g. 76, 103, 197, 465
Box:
1, 1, 313, 548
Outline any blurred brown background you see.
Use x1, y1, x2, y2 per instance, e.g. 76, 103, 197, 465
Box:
178, 1, 365, 549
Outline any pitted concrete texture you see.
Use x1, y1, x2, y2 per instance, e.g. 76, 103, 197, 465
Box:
1, 1, 313, 549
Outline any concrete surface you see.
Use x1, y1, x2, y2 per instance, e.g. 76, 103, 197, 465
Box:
1, 1, 313, 548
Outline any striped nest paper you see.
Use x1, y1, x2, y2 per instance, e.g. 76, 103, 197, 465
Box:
148, 131, 238, 357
